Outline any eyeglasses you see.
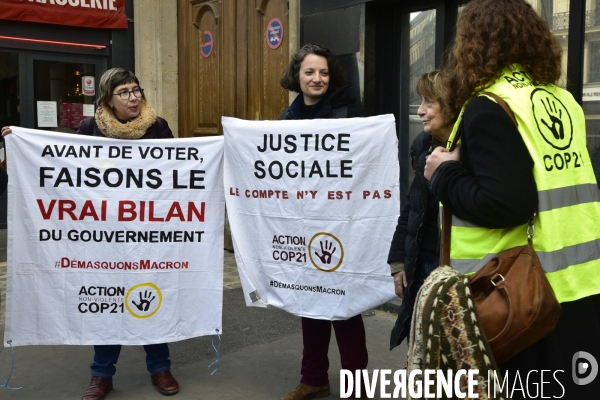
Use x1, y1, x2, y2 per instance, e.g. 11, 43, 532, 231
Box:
112, 88, 144, 100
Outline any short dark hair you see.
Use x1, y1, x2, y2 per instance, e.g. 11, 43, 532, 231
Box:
97, 68, 145, 108
280, 43, 346, 93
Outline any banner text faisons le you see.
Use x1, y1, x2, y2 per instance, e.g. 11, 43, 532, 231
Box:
39, 143, 206, 190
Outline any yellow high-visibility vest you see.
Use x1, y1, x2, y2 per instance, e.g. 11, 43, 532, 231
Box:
447, 65, 600, 303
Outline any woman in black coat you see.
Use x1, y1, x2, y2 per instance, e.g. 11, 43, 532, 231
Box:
278, 43, 365, 400
388, 71, 455, 351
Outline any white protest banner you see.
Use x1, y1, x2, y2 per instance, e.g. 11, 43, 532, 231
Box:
4, 127, 224, 346
223, 114, 398, 320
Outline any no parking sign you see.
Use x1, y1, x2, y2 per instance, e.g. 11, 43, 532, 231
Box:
266, 18, 283, 50
201, 30, 213, 58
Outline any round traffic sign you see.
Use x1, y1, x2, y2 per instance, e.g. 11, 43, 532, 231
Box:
266, 18, 284, 50
201, 30, 213, 58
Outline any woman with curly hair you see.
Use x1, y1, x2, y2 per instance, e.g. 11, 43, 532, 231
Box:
424, 0, 600, 397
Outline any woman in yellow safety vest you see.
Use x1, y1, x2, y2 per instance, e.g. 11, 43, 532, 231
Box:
424, 0, 600, 398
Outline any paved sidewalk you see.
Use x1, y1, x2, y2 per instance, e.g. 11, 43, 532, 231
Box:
0, 261, 5, 327
222, 250, 242, 290
0, 307, 405, 400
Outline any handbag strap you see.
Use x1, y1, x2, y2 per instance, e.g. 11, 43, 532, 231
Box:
482, 92, 518, 127
440, 92, 518, 266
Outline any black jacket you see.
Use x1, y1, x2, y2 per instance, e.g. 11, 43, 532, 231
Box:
278, 86, 356, 120
430, 96, 537, 227
0, 167, 6, 195
387, 130, 440, 349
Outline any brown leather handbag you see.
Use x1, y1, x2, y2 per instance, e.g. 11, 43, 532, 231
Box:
439, 93, 561, 364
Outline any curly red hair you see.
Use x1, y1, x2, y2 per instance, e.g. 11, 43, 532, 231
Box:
443, 0, 562, 116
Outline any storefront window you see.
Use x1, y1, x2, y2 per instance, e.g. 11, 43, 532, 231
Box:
530, 0, 570, 88
33, 60, 96, 132
407, 9, 436, 184
582, 0, 600, 190
0, 51, 20, 128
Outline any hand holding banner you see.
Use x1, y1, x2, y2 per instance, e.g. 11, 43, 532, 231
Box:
4, 127, 224, 346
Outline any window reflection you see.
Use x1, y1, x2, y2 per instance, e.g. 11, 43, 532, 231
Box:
530, 0, 600, 189
408, 10, 436, 184
33, 60, 95, 133
529, 0, 570, 87
582, 0, 600, 190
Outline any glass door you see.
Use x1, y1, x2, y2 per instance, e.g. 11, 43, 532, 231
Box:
0, 51, 20, 129
24, 53, 105, 133
33, 60, 97, 132
0, 51, 20, 226
406, 9, 437, 185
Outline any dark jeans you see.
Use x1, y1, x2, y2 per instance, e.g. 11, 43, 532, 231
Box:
403, 250, 439, 347
90, 343, 171, 378
300, 314, 368, 396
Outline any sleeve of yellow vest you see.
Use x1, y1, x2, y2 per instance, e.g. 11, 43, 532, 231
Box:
430, 96, 538, 228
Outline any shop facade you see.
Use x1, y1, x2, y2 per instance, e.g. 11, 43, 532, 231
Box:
0, 0, 135, 226
0, 0, 135, 132
1, 0, 597, 228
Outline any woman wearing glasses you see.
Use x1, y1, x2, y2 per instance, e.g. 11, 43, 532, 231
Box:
78, 68, 172, 140
77, 68, 178, 400
1, 68, 178, 399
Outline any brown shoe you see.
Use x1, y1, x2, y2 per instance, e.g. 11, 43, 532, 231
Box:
151, 370, 179, 396
280, 383, 330, 400
82, 376, 113, 400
